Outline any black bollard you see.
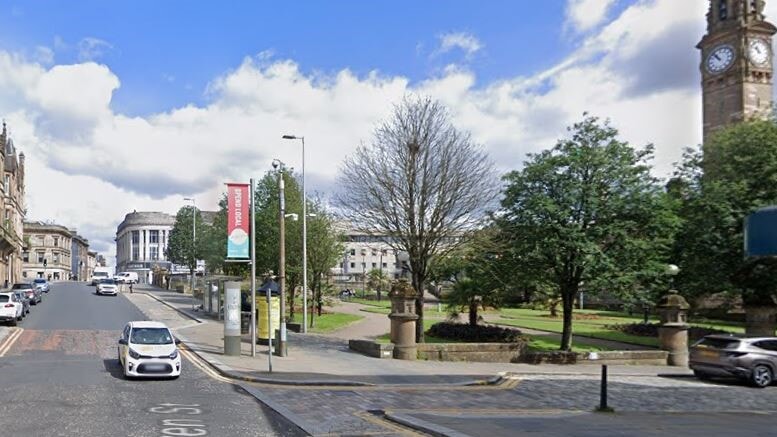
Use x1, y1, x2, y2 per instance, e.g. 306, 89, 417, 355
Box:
596, 364, 614, 412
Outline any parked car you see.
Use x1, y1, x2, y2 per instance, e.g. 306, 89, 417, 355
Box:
32, 278, 50, 293
96, 278, 118, 296
11, 282, 41, 305
117, 321, 181, 379
0, 292, 24, 325
13, 290, 30, 316
690, 334, 777, 388
114, 272, 139, 284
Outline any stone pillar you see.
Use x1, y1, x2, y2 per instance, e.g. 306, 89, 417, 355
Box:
744, 306, 777, 336
656, 290, 690, 367
388, 280, 418, 360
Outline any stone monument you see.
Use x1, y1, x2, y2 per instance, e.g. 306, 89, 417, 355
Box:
388, 279, 418, 360
656, 290, 690, 367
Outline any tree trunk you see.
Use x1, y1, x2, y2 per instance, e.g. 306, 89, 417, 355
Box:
412, 272, 425, 343
317, 282, 323, 316
559, 289, 575, 351
468, 298, 478, 326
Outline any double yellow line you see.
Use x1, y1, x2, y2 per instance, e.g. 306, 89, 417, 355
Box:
0, 328, 23, 357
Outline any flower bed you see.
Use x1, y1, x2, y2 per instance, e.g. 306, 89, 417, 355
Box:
427, 322, 523, 343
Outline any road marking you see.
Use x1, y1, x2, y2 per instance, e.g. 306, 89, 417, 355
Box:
179, 347, 232, 384
0, 328, 23, 357
353, 411, 425, 436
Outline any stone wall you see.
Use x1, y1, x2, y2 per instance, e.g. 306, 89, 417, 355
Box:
521, 350, 668, 365
348, 339, 394, 359
417, 342, 525, 362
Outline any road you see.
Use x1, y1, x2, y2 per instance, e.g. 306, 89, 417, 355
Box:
0, 281, 304, 437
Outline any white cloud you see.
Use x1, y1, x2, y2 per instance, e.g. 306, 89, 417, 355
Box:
34, 46, 54, 65
436, 32, 483, 58
77, 37, 113, 61
565, 0, 618, 33
0, 0, 717, 266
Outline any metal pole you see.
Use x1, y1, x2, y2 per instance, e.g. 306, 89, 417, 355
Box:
250, 178, 257, 357
302, 137, 307, 334
278, 170, 287, 356
267, 286, 273, 372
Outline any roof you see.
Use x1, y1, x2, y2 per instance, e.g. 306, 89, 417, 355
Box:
117, 211, 176, 234
129, 321, 170, 329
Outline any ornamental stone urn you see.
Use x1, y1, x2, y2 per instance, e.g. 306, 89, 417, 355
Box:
656, 290, 690, 367
388, 279, 419, 360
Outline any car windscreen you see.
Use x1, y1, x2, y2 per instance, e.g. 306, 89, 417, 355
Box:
100, 279, 116, 285
0, 295, 9, 303
11, 284, 30, 290
696, 337, 740, 349
130, 328, 174, 345
94, 272, 109, 277
33, 279, 46, 283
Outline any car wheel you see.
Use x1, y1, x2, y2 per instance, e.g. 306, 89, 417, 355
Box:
751, 364, 773, 388
9, 318, 16, 326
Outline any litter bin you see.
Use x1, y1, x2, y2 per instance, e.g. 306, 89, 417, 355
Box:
256, 289, 280, 341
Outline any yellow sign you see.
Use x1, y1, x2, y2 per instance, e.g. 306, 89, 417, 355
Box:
256, 295, 280, 340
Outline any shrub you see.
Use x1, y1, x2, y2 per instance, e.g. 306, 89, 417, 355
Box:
427, 322, 523, 343
606, 323, 732, 341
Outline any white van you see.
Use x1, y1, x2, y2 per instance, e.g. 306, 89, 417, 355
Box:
90, 270, 111, 286
115, 272, 139, 284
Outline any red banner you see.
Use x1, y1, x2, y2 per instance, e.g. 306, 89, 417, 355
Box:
226, 183, 250, 258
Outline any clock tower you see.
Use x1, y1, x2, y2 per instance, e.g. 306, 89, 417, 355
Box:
698, 0, 777, 143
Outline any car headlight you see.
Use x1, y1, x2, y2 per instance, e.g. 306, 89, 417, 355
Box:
169, 349, 179, 359
128, 348, 141, 359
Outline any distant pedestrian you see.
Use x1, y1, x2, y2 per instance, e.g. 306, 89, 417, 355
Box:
129, 283, 133, 294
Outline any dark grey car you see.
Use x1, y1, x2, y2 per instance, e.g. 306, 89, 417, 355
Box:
11, 282, 41, 305
690, 335, 777, 388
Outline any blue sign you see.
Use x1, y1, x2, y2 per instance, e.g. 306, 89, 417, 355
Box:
745, 206, 777, 257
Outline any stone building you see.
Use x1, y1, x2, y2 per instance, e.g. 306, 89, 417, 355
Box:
22, 221, 73, 280
86, 250, 97, 280
0, 122, 26, 286
70, 232, 90, 281
115, 211, 176, 284
698, 0, 776, 143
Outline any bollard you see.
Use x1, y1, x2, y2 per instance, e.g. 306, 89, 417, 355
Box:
596, 364, 614, 412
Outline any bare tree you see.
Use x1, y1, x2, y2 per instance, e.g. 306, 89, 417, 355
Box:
336, 96, 499, 342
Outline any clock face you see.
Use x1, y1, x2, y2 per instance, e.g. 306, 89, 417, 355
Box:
748, 39, 771, 66
706, 45, 736, 73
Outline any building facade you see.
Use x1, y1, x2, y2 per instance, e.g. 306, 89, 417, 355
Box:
22, 222, 73, 280
70, 232, 90, 281
331, 227, 410, 285
698, 0, 776, 143
115, 211, 176, 284
86, 250, 97, 280
0, 123, 26, 286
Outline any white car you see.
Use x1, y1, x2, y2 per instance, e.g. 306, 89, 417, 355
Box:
96, 279, 119, 296
0, 292, 24, 326
117, 321, 181, 379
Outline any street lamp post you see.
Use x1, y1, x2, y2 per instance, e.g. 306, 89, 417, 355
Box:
184, 197, 196, 297
281, 135, 308, 333
273, 159, 288, 357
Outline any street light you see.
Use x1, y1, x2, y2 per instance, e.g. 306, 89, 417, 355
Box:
281, 134, 308, 334
183, 197, 196, 299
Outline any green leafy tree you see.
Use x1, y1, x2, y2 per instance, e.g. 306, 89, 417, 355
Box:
167, 206, 208, 275
673, 120, 777, 334
253, 167, 304, 321
430, 227, 507, 326
337, 96, 500, 342
499, 115, 678, 350
305, 199, 344, 326
366, 268, 390, 300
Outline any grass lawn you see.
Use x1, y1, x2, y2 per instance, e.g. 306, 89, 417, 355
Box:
290, 312, 363, 334
494, 308, 744, 347
525, 336, 608, 353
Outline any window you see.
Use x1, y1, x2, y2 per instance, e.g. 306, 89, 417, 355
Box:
719, 0, 728, 20
371, 250, 377, 256
22, 252, 29, 262
372, 262, 377, 268
350, 262, 355, 268
131, 231, 139, 245
350, 249, 355, 256
382, 263, 387, 268
37, 252, 44, 263
150, 246, 159, 260
132, 246, 140, 261
3, 174, 8, 193
53, 237, 59, 247
754, 340, 777, 352
53, 253, 59, 263
38, 235, 45, 245
150, 230, 159, 244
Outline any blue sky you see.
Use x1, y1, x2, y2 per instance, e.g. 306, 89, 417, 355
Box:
0, 0, 596, 116
0, 1, 720, 260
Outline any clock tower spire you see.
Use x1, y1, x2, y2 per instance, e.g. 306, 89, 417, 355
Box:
698, 0, 777, 144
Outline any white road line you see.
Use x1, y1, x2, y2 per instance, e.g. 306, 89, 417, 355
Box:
0, 328, 24, 357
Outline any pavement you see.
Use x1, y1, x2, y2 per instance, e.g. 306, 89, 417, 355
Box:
125, 283, 777, 437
